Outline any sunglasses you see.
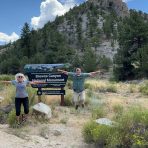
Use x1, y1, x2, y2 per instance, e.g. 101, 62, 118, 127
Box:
18, 76, 23, 78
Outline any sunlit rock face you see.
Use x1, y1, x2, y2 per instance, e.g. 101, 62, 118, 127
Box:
88, 0, 129, 17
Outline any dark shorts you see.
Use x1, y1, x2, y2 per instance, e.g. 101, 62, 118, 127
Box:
15, 97, 29, 116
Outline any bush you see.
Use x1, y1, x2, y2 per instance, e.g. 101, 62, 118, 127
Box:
7, 109, 16, 127
0, 75, 14, 81
83, 107, 148, 147
106, 84, 117, 93
109, 108, 148, 147
92, 125, 113, 147
64, 90, 73, 106
113, 104, 124, 119
66, 80, 73, 89
82, 121, 98, 143
86, 90, 93, 98
98, 55, 112, 71
82, 121, 112, 146
92, 107, 106, 119
85, 82, 92, 90
0, 111, 7, 124
139, 82, 148, 95
27, 87, 36, 106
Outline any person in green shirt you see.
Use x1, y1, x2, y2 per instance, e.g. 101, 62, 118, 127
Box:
58, 68, 100, 110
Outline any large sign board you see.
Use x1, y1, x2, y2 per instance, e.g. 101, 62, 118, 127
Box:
24, 64, 70, 88
27, 73, 68, 88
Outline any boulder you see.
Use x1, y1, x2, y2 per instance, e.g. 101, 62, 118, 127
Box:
0, 104, 15, 114
96, 118, 114, 126
32, 103, 52, 119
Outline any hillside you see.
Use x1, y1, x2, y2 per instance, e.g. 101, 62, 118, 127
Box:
0, 0, 148, 79
54, 0, 129, 59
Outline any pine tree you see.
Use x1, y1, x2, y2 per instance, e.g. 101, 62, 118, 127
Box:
20, 22, 31, 58
114, 10, 148, 80
82, 48, 98, 72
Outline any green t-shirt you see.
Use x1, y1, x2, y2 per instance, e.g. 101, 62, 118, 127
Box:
68, 72, 90, 93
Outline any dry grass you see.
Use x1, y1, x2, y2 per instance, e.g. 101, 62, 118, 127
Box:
0, 76, 148, 128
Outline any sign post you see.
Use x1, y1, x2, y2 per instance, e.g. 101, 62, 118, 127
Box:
24, 64, 70, 105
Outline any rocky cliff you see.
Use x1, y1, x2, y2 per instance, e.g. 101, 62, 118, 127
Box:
89, 0, 129, 17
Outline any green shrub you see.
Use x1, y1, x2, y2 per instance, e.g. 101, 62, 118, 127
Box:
82, 121, 98, 143
129, 84, 137, 93
0, 111, 7, 124
92, 107, 106, 119
82, 121, 113, 146
92, 125, 112, 146
110, 108, 148, 147
98, 55, 112, 71
60, 117, 68, 124
67, 80, 73, 89
139, 83, 148, 95
7, 109, 16, 127
106, 84, 117, 93
113, 104, 124, 119
0, 84, 3, 91
85, 82, 92, 89
27, 87, 36, 106
83, 107, 148, 147
86, 90, 93, 98
0, 75, 14, 81
64, 90, 73, 106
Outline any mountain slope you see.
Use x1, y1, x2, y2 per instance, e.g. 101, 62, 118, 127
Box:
1, 0, 147, 75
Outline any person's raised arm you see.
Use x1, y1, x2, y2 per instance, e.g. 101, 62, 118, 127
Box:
89, 70, 102, 77
57, 69, 68, 75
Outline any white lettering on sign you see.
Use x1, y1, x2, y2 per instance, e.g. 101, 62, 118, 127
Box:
49, 75, 61, 78
46, 79, 64, 82
35, 75, 48, 78
32, 79, 46, 82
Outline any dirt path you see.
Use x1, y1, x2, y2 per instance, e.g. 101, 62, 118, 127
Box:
0, 107, 94, 148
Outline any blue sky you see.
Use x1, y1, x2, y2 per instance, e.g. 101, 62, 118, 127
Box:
0, 0, 147, 45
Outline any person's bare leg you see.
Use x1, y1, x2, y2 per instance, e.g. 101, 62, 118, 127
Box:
80, 91, 85, 108
74, 92, 79, 110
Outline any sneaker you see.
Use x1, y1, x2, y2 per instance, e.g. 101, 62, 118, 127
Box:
75, 105, 79, 110
22, 114, 27, 123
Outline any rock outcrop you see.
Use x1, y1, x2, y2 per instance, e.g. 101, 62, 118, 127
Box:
89, 0, 129, 17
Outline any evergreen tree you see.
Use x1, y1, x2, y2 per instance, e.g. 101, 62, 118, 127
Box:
114, 10, 148, 80
20, 22, 31, 58
82, 48, 98, 72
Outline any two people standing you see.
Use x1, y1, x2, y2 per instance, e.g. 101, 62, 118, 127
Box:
0, 67, 100, 125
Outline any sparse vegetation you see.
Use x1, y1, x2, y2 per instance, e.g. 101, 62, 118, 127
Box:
91, 107, 106, 119
7, 109, 16, 127
60, 117, 68, 124
0, 75, 148, 147
64, 90, 73, 106
83, 107, 148, 147
139, 82, 148, 95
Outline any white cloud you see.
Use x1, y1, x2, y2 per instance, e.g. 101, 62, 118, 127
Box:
31, 0, 77, 29
122, 0, 134, 2
0, 32, 19, 44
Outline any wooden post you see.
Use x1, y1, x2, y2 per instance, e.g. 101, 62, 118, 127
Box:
60, 87, 64, 106
38, 88, 42, 103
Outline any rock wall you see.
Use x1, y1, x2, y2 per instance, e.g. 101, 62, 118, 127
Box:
89, 0, 129, 17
